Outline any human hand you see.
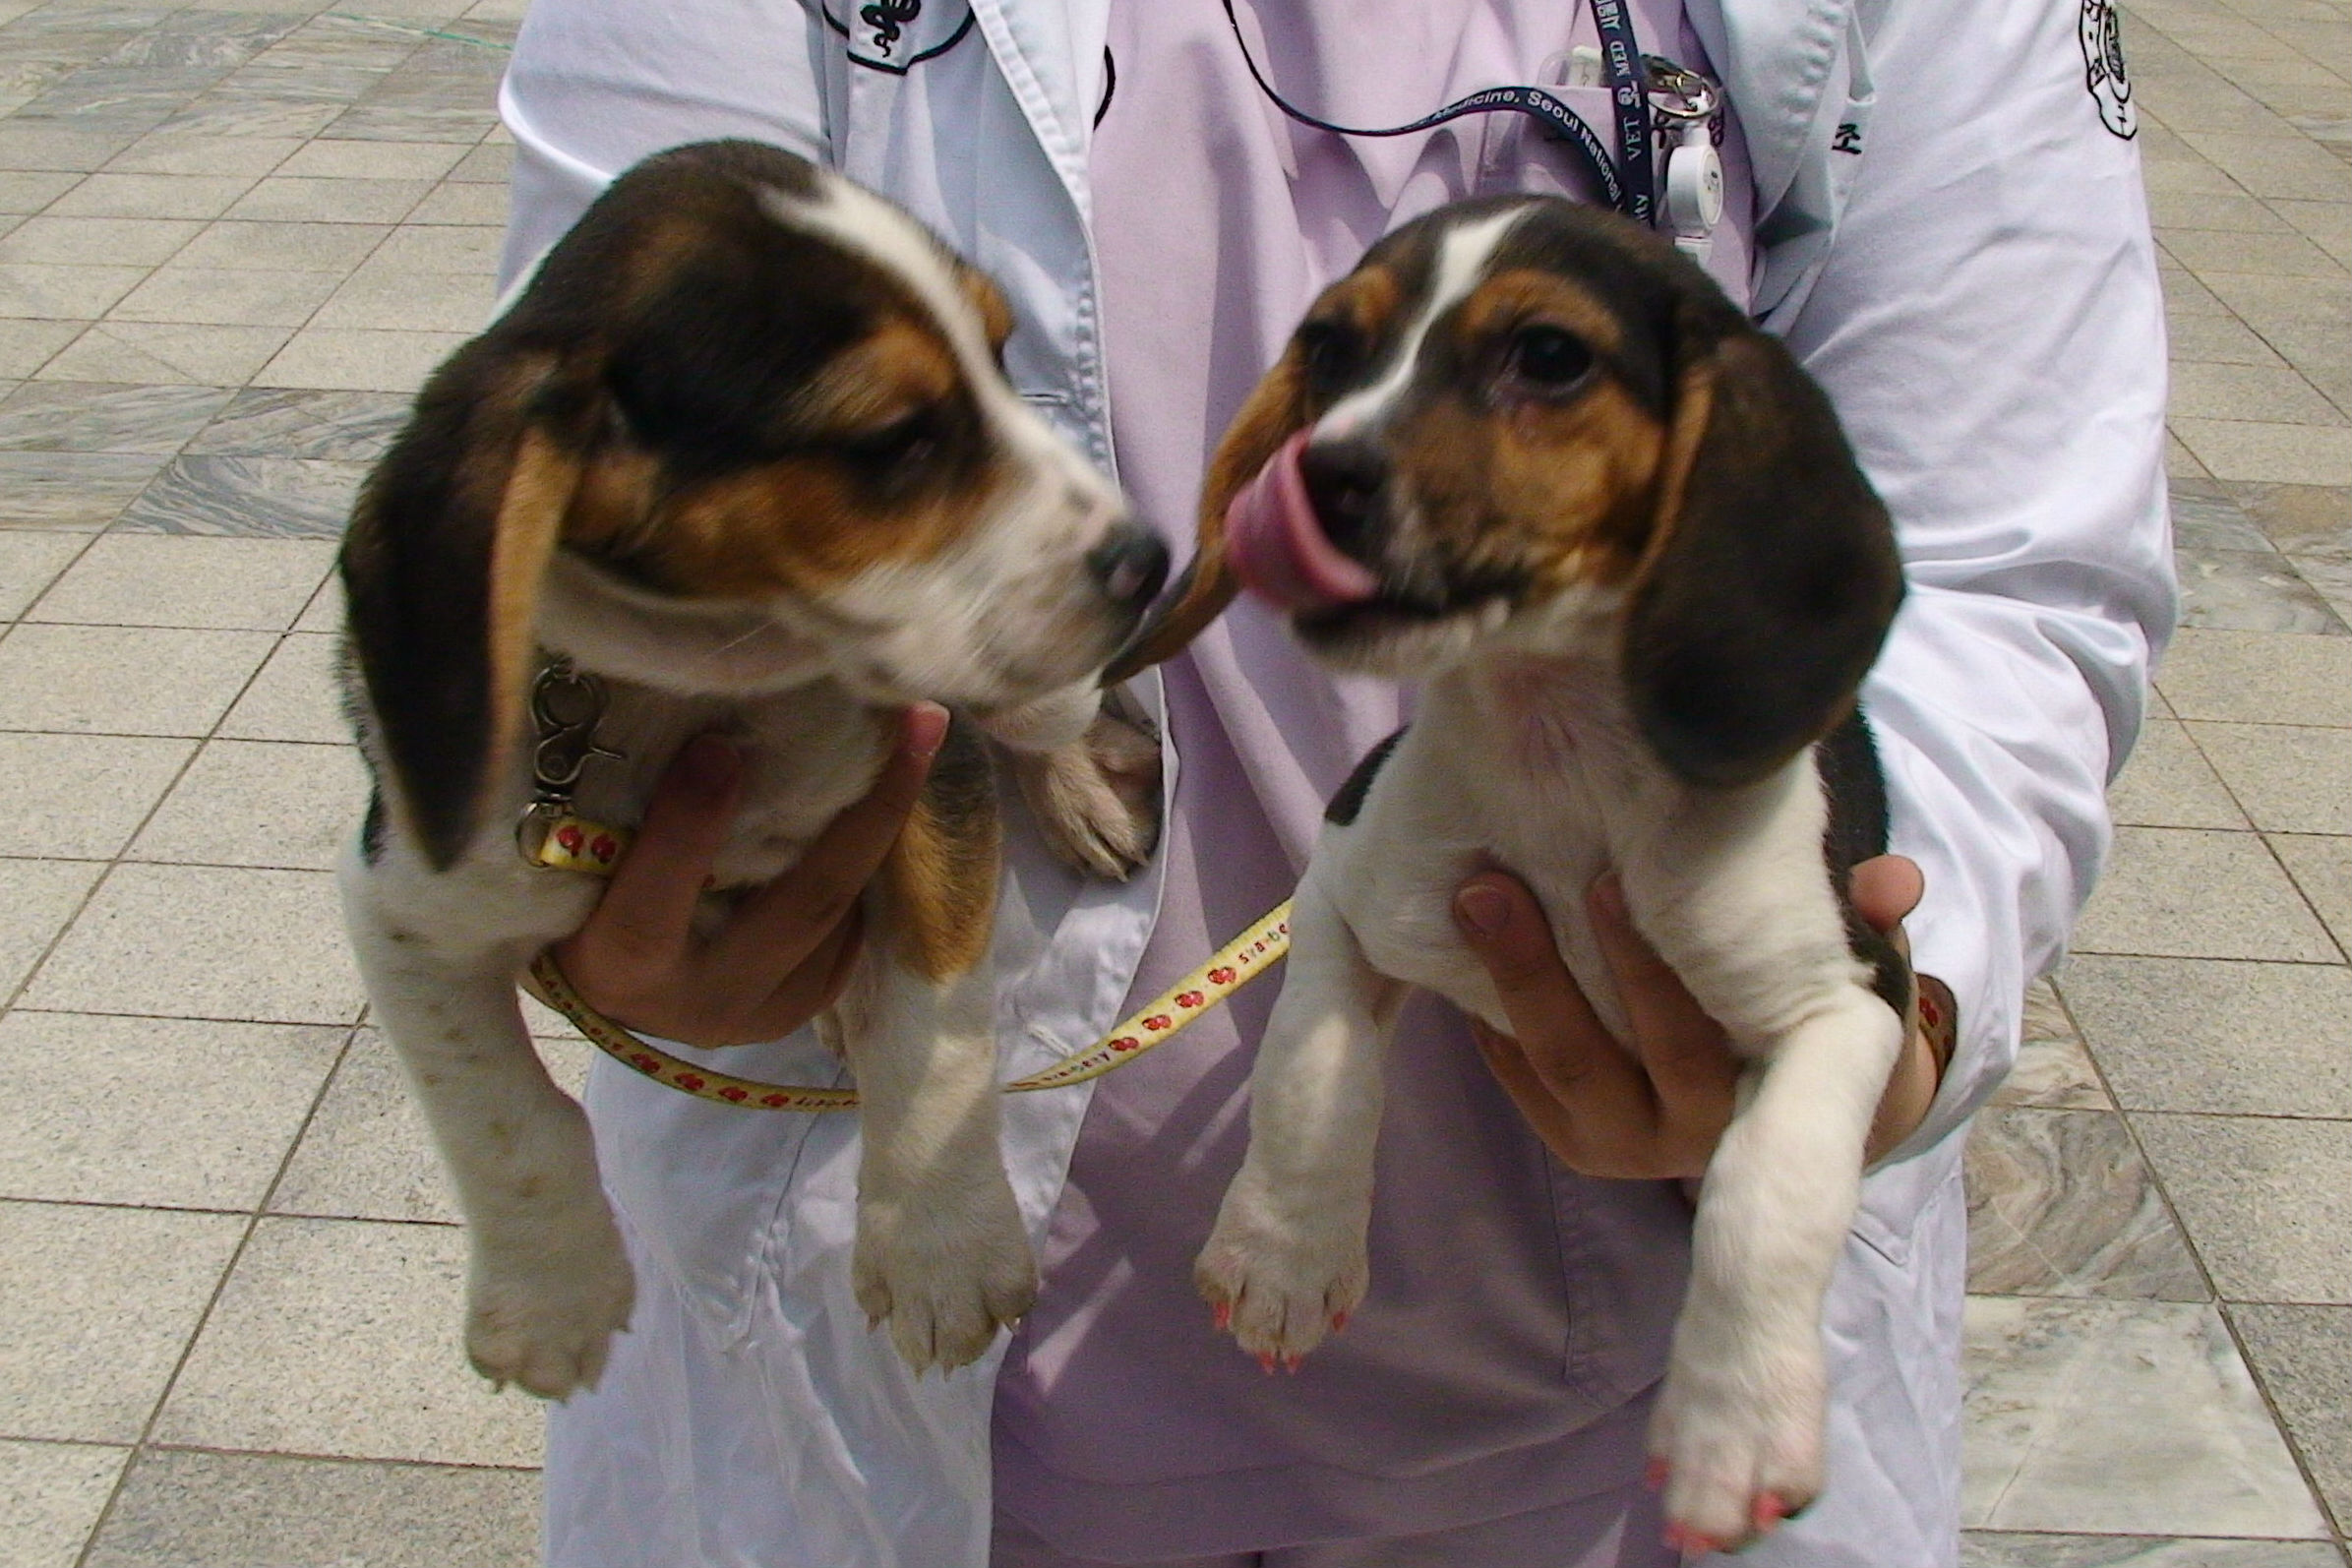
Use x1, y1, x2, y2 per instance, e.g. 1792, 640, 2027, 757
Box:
1452, 857, 1942, 1180
546, 704, 949, 1048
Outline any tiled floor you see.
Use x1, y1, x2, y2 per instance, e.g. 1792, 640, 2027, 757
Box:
0, 0, 2346, 1563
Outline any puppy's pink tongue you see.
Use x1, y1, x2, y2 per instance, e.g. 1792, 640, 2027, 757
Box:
1224, 433, 1379, 612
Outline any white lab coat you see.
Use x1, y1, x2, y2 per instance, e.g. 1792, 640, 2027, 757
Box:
497, 0, 2173, 1562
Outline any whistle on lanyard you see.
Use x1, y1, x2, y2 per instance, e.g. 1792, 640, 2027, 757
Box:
1557, 45, 1724, 256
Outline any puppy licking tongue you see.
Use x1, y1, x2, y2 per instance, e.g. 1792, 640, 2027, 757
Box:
1224, 433, 1379, 613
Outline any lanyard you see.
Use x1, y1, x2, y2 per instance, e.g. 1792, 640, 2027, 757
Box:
1217, 0, 1656, 225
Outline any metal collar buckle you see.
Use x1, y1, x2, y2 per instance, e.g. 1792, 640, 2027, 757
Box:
514, 657, 627, 867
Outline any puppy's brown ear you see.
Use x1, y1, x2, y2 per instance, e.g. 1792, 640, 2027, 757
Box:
1102, 357, 1309, 684
1622, 313, 1903, 788
341, 342, 593, 869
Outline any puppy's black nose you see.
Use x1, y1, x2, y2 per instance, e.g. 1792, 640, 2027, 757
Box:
1297, 440, 1386, 561
1088, 526, 1171, 611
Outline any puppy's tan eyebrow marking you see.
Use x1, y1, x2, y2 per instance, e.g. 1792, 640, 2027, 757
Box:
1455, 271, 1626, 359
796, 317, 958, 435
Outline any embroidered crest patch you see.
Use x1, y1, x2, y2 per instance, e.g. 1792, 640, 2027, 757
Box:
822, 0, 976, 75
2080, 0, 2136, 139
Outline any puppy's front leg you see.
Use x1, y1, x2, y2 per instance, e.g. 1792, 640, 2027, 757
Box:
1197, 871, 1403, 1364
1616, 769, 1908, 1545
983, 681, 1162, 880
339, 850, 632, 1400
838, 730, 1036, 1372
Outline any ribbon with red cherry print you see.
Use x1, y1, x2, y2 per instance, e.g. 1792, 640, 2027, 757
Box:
524, 822, 1292, 1113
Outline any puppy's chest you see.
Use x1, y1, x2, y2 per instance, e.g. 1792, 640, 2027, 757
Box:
565, 678, 890, 893
1333, 682, 1652, 1035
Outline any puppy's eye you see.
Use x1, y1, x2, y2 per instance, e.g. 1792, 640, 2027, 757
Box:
1504, 326, 1595, 393
841, 408, 941, 469
1297, 321, 1360, 393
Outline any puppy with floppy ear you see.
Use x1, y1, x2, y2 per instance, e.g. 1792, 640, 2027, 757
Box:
1115, 195, 1907, 1550
339, 140, 1170, 1397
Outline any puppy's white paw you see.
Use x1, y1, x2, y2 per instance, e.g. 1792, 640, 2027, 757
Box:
1194, 1179, 1367, 1368
1015, 708, 1163, 881
853, 1171, 1037, 1374
1647, 1319, 1826, 1554
463, 1201, 635, 1401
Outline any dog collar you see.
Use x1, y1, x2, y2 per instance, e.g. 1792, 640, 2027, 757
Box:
515, 657, 633, 873
530, 901, 1294, 1111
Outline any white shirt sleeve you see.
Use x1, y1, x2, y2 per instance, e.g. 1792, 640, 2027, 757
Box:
497, 0, 835, 289
1775, 0, 2175, 1158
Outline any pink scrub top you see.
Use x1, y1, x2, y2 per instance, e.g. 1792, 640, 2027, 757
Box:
991, 0, 1758, 1557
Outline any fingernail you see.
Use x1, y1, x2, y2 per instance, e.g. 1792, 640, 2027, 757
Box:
905, 703, 949, 762
681, 734, 740, 793
1455, 884, 1510, 939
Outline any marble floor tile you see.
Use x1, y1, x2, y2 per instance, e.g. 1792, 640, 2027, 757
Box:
0, 622, 272, 734
47, 170, 254, 219
0, 168, 81, 211
2170, 360, 2350, 422
2185, 133, 2352, 200
2172, 419, 2352, 485
102, 129, 300, 176
0, 856, 101, 997
2228, 1303, 2352, 1532
214, 629, 340, 743
0, 1010, 343, 1207
2170, 482, 2281, 553
0, 261, 148, 320
130, 735, 363, 868
2150, 186, 2283, 231
324, 103, 495, 144
2109, 718, 2253, 829
357, 216, 498, 272
1965, 1107, 2208, 1300
2271, 832, 2352, 951
0, 318, 86, 378
170, 216, 388, 271
153, 1216, 545, 1467
0, 730, 190, 857
37, 320, 291, 386
0, 527, 83, 616
151, 96, 341, 142
0, 380, 230, 452
2069, 827, 2339, 962
222, 172, 426, 223
1960, 1536, 2346, 1566
105, 262, 340, 326
256, 323, 464, 392
294, 565, 340, 630
0, 124, 144, 173
113, 452, 367, 536
0, 1438, 129, 1568
0, 213, 199, 267
20, 862, 364, 1023
2181, 545, 2352, 632
2166, 307, 2289, 367
445, 141, 507, 181
2191, 722, 2352, 832
2294, 554, 2352, 624
401, 176, 503, 224
311, 262, 488, 332
2066, 955, 2352, 1116
2136, 1114, 2352, 1302
1961, 1297, 2328, 1537
274, 135, 463, 179
2158, 630, 2352, 726
0, 1199, 244, 1443
80, 1449, 539, 1568
1996, 979, 2112, 1111
0, 450, 163, 528
273, 1030, 588, 1224
183, 385, 405, 461
28, 534, 333, 628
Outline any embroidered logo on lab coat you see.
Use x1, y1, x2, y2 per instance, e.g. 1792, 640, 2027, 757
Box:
2080, 0, 2136, 139
823, 0, 977, 74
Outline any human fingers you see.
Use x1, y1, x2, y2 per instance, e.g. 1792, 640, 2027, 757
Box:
1848, 854, 1923, 938
712, 902, 869, 1045
1453, 871, 1657, 1134
1586, 875, 1738, 1128
706, 703, 948, 978
559, 733, 741, 1010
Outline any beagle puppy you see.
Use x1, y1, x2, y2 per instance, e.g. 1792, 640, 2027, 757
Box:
1109, 196, 1909, 1550
338, 141, 1167, 1399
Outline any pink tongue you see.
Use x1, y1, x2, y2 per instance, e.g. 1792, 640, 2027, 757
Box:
1223, 432, 1380, 612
